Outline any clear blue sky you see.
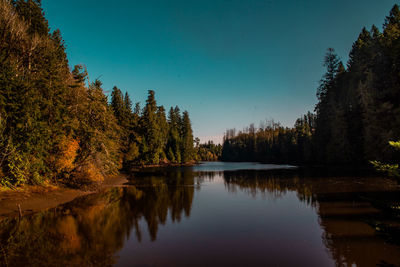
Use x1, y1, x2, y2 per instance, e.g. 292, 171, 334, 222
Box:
42, 0, 397, 143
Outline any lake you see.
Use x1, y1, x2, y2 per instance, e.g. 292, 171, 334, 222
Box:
1, 162, 400, 266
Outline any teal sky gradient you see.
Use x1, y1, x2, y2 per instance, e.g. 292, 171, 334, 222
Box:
42, 0, 398, 143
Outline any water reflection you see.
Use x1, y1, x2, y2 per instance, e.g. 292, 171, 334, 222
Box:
223, 170, 315, 205
0, 188, 133, 266
222, 169, 400, 266
0, 165, 399, 266
0, 170, 199, 266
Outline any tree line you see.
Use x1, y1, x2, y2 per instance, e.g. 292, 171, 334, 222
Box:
0, 0, 195, 187
221, 115, 315, 164
196, 140, 222, 161
222, 4, 400, 166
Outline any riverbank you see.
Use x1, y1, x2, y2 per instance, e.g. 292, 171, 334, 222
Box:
0, 161, 200, 218
0, 161, 385, 219
0, 175, 129, 218
2, 162, 399, 267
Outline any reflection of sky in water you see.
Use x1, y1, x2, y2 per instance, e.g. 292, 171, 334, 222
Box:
190, 161, 297, 172
1, 162, 399, 267
116, 173, 330, 267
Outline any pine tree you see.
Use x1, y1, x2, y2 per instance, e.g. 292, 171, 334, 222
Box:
111, 86, 125, 123
13, 0, 49, 36
314, 48, 341, 163
141, 90, 160, 164
77, 79, 121, 177
156, 106, 168, 162
0, 0, 200, 186
124, 92, 132, 113
180, 111, 194, 163
166, 107, 180, 163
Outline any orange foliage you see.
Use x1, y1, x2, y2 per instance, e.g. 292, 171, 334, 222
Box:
57, 215, 81, 252
73, 162, 104, 184
55, 136, 79, 172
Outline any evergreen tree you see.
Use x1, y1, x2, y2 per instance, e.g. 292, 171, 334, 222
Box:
180, 111, 194, 163
13, 0, 49, 36
134, 102, 141, 116
156, 106, 169, 161
124, 92, 132, 113
111, 86, 124, 124
0, 0, 198, 187
314, 48, 341, 163
167, 107, 181, 163
141, 90, 160, 164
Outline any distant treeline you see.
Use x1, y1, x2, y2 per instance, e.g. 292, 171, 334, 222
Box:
0, 0, 196, 187
196, 140, 222, 161
222, 4, 400, 165
222, 115, 315, 164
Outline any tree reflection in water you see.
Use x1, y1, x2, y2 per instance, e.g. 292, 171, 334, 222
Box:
222, 169, 400, 267
0, 167, 399, 266
0, 169, 200, 266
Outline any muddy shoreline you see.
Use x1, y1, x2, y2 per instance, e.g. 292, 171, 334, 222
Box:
0, 175, 130, 218
0, 162, 200, 218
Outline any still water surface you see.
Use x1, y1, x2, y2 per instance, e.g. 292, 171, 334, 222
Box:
1, 162, 400, 266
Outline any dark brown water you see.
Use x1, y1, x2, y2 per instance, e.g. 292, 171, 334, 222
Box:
1, 162, 400, 267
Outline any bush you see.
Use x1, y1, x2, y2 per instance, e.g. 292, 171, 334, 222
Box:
70, 161, 104, 188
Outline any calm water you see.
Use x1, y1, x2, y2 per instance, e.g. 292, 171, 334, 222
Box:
1, 162, 400, 266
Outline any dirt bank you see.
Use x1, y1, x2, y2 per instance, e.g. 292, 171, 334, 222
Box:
0, 175, 129, 218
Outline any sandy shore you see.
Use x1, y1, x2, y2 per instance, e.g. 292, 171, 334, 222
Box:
0, 175, 129, 218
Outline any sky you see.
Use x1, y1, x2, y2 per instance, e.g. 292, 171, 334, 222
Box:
42, 0, 398, 144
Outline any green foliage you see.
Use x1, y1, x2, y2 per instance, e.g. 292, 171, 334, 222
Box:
371, 161, 399, 177
389, 141, 400, 150
166, 106, 182, 163
125, 143, 140, 162
5, 152, 29, 186
0, 0, 198, 187
140, 90, 161, 164
13, 0, 49, 36
197, 141, 222, 161
371, 141, 400, 179
222, 115, 315, 164
222, 4, 400, 166
181, 111, 194, 163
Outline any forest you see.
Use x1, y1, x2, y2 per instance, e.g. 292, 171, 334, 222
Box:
2, 0, 400, 188
0, 0, 199, 187
196, 141, 222, 161
1, 2, 399, 266
222, 4, 400, 168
